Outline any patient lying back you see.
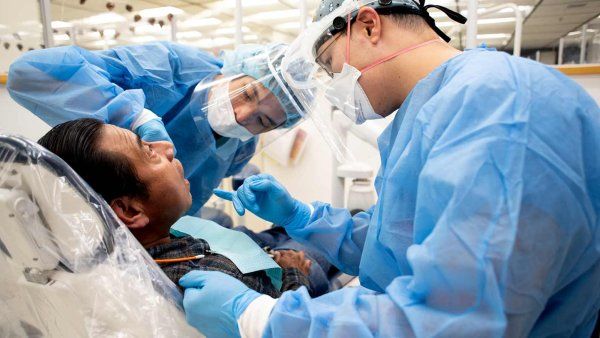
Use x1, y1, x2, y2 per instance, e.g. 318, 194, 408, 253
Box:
38, 118, 310, 297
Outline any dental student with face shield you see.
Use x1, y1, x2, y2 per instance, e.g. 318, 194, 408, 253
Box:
179, 0, 600, 337
7, 42, 302, 215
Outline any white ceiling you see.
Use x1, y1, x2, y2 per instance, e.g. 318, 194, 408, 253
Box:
1, 0, 599, 52
507, 0, 600, 50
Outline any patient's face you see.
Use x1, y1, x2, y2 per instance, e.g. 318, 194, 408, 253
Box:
98, 125, 192, 226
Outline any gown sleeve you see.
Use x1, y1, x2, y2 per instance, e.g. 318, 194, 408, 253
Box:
7, 42, 222, 129
284, 203, 372, 276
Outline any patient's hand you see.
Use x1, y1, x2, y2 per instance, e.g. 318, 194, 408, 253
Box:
273, 250, 312, 276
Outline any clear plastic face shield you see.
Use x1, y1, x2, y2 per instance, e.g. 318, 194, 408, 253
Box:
191, 45, 311, 163
281, 0, 465, 161
200, 74, 290, 141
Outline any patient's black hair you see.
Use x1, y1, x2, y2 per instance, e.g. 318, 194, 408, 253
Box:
38, 118, 149, 203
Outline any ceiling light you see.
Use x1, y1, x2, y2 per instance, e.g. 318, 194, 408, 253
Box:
133, 24, 168, 35
246, 10, 299, 22
244, 34, 259, 42
129, 35, 157, 43
139, 6, 184, 18
477, 33, 511, 39
191, 37, 234, 49
177, 31, 202, 39
479, 17, 516, 25
52, 21, 73, 29
89, 39, 117, 48
214, 26, 251, 36
274, 20, 311, 31
104, 28, 116, 38
79, 12, 126, 25
180, 18, 222, 29
53, 34, 70, 41
220, 0, 279, 9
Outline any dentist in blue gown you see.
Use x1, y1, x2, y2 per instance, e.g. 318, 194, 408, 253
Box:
8, 42, 301, 215
178, 0, 600, 337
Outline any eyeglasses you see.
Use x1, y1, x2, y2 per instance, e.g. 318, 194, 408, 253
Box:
315, 32, 344, 77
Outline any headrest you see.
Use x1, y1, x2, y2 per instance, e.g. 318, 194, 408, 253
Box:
0, 134, 116, 273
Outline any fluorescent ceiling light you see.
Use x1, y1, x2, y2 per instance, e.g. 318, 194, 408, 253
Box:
214, 26, 251, 36
246, 10, 299, 22
89, 39, 117, 48
191, 37, 234, 49
274, 19, 311, 31
477, 33, 511, 39
275, 22, 300, 30
455, 5, 532, 17
104, 28, 116, 38
52, 21, 73, 29
568, 31, 580, 36
177, 31, 202, 39
81, 31, 101, 39
220, 0, 279, 9
180, 18, 222, 29
480, 17, 516, 25
139, 6, 184, 18
80, 13, 126, 25
53, 34, 70, 41
0, 24, 7, 30
129, 35, 157, 43
244, 34, 259, 42
134, 24, 168, 35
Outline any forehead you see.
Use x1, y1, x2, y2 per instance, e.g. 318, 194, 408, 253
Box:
98, 124, 142, 159
232, 77, 285, 116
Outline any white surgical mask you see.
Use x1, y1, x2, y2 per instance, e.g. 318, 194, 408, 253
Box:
323, 14, 442, 125
206, 80, 255, 141
326, 63, 382, 125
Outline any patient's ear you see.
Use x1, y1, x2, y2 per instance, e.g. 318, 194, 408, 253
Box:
110, 197, 149, 229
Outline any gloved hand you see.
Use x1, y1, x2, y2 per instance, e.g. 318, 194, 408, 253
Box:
179, 270, 261, 338
134, 118, 176, 152
214, 174, 311, 228
135, 118, 172, 142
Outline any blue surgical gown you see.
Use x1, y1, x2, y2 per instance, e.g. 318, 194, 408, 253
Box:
7, 42, 256, 214
264, 49, 600, 337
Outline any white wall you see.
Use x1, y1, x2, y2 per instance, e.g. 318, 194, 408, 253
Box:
570, 74, 600, 104
0, 86, 50, 140
0, 0, 43, 74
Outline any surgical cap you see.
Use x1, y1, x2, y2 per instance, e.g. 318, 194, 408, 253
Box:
221, 43, 303, 128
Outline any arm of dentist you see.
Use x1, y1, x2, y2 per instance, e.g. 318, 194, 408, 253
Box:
7, 42, 220, 143
214, 173, 370, 276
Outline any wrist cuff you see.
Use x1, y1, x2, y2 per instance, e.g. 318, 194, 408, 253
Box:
237, 295, 277, 338
131, 108, 160, 131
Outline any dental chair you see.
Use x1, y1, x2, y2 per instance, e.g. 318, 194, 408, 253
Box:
0, 134, 199, 337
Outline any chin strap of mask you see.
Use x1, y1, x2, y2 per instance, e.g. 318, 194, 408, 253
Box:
415, 0, 467, 42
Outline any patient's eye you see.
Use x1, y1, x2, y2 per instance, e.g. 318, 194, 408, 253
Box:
143, 143, 156, 158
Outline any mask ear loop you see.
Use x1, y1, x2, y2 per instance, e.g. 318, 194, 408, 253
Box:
345, 13, 351, 64
359, 38, 442, 74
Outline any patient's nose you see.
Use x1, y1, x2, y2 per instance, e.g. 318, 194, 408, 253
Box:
153, 141, 175, 162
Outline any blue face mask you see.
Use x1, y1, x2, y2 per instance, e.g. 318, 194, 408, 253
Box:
170, 216, 282, 290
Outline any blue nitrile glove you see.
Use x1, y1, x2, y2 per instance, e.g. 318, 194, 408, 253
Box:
179, 270, 261, 338
134, 118, 170, 142
134, 118, 176, 149
213, 173, 311, 228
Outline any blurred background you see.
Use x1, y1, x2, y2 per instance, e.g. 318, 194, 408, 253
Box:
1, 0, 599, 73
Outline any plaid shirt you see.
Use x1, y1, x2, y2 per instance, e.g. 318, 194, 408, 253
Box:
147, 235, 310, 298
